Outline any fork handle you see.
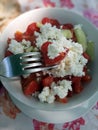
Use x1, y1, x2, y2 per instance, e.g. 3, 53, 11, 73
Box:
0, 64, 3, 77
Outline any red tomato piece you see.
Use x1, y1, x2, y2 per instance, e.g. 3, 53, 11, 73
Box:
23, 80, 40, 95
83, 52, 90, 61
42, 17, 50, 24
41, 41, 68, 65
41, 41, 52, 54
73, 84, 83, 94
42, 17, 60, 28
67, 90, 73, 97
72, 76, 83, 94
23, 33, 37, 47
25, 22, 40, 35
5, 50, 12, 57
72, 76, 81, 84
14, 31, 37, 47
82, 74, 92, 82
44, 52, 66, 65
14, 31, 23, 42
42, 76, 54, 87
62, 23, 73, 30
56, 96, 68, 103
83, 66, 88, 76
21, 73, 38, 87
7, 38, 11, 44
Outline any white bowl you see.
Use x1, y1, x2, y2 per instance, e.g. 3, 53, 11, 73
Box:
0, 8, 98, 123
9, 91, 98, 123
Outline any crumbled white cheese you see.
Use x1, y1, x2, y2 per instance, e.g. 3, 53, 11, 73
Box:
38, 87, 55, 103
46, 93, 55, 104
35, 23, 63, 49
38, 87, 49, 102
47, 38, 87, 77
8, 39, 24, 54
34, 22, 88, 77
51, 80, 72, 98
21, 39, 31, 49
38, 80, 72, 103
8, 39, 31, 54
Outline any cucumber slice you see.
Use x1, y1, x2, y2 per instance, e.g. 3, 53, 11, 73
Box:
61, 29, 72, 39
86, 41, 94, 61
25, 46, 34, 52
74, 25, 87, 52
37, 22, 42, 27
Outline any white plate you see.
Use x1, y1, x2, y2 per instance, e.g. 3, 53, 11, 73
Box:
0, 8, 98, 122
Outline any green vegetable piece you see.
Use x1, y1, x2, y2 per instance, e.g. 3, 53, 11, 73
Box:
74, 25, 87, 52
61, 29, 72, 39
86, 41, 94, 61
26, 46, 34, 52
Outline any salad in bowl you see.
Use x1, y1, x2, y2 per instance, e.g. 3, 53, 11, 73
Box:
0, 8, 98, 119
4, 17, 93, 104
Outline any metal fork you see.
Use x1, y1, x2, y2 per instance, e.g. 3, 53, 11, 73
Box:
0, 52, 58, 78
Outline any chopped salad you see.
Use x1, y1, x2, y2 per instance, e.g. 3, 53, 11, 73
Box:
5, 17, 94, 104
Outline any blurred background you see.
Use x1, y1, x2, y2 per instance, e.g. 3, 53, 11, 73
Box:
0, 0, 98, 32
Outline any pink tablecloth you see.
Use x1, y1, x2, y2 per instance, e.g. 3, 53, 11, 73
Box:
0, 0, 98, 130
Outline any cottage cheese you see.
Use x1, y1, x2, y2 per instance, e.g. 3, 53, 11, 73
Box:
38, 79, 72, 103
51, 80, 72, 98
8, 39, 31, 54
48, 40, 87, 77
8, 39, 24, 54
35, 23, 63, 49
34, 22, 88, 78
38, 87, 55, 103
35, 23, 69, 59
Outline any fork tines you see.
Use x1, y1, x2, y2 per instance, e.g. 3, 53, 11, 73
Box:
21, 52, 41, 62
20, 52, 43, 70
19, 52, 58, 74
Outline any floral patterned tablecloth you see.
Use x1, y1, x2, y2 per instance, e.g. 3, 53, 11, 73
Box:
0, 0, 98, 130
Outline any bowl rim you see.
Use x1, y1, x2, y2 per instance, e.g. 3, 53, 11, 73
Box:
9, 91, 98, 123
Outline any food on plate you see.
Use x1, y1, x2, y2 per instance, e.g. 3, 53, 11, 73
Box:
5, 17, 94, 104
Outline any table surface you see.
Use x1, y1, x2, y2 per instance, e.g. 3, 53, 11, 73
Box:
0, 0, 98, 130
